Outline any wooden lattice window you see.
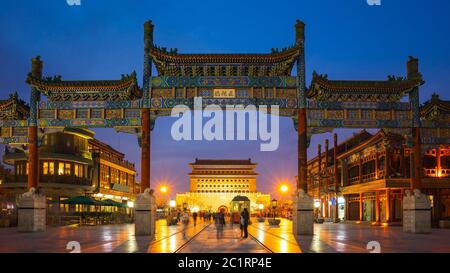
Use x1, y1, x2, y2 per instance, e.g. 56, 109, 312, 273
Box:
39, 110, 55, 119
58, 110, 74, 119
76, 109, 89, 119
106, 109, 121, 119
91, 109, 103, 119
125, 109, 140, 118
375, 110, 391, 120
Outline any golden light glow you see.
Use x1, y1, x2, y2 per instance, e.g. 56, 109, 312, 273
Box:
160, 186, 168, 194
279, 184, 289, 193
58, 162, 64, 176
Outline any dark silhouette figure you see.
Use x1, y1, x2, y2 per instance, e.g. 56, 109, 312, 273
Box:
241, 208, 250, 239
192, 211, 198, 226
216, 210, 225, 239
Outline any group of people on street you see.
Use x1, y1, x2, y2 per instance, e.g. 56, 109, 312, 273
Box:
214, 208, 250, 239
176, 208, 251, 240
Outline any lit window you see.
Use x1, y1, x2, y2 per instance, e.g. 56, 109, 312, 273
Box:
43, 162, 48, 175
26, 163, 29, 175
49, 162, 54, 175
65, 163, 71, 175
74, 164, 79, 177
58, 162, 64, 175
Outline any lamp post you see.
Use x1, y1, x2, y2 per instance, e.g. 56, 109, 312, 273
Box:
169, 200, 176, 214
278, 184, 289, 218
168, 200, 176, 225
258, 203, 264, 216
271, 199, 278, 220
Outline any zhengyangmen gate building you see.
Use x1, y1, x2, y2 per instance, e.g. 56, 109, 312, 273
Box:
0, 19, 448, 235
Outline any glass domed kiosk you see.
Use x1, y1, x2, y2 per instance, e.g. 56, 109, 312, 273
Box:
230, 195, 250, 224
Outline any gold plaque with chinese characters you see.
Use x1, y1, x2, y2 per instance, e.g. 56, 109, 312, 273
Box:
213, 89, 235, 98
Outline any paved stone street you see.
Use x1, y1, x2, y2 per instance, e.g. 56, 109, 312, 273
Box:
177, 224, 269, 253
0, 218, 449, 253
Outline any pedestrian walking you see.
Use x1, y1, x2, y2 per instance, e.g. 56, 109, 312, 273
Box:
241, 208, 250, 239
181, 210, 190, 239
192, 211, 198, 227
239, 213, 244, 238
215, 210, 225, 239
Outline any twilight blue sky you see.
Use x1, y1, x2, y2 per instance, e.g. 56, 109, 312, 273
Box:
0, 0, 449, 198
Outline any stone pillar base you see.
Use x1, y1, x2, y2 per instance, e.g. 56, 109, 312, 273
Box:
403, 189, 431, 234
17, 188, 46, 232
293, 189, 314, 236
134, 188, 156, 236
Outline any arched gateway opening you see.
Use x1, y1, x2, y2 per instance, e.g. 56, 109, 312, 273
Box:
0, 19, 440, 241
217, 206, 228, 213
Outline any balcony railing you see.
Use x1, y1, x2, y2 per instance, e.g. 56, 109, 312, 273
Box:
424, 168, 450, 178
349, 176, 360, 184
98, 153, 135, 170
8, 175, 92, 186
362, 172, 377, 182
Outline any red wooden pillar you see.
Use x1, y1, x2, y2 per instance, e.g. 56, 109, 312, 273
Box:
400, 146, 405, 177
375, 191, 380, 223
375, 152, 379, 179
28, 57, 43, 190
359, 156, 363, 183
411, 127, 422, 189
384, 147, 391, 179
298, 108, 308, 193
436, 147, 441, 177
28, 126, 39, 189
333, 134, 339, 222
141, 108, 151, 192
385, 189, 391, 223
345, 195, 349, 220
318, 144, 322, 209
359, 192, 363, 222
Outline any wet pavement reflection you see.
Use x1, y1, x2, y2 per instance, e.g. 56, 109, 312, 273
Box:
0, 218, 449, 253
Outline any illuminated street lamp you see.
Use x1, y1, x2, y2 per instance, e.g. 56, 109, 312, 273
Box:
279, 184, 289, 193
271, 199, 278, 220
258, 203, 264, 217
167, 200, 176, 224
159, 185, 169, 194
271, 199, 278, 209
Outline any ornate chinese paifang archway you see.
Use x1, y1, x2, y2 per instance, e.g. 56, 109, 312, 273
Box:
1, 19, 448, 236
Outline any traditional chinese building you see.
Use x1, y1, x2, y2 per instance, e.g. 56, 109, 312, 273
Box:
307, 94, 450, 226
0, 127, 139, 209
176, 159, 271, 213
